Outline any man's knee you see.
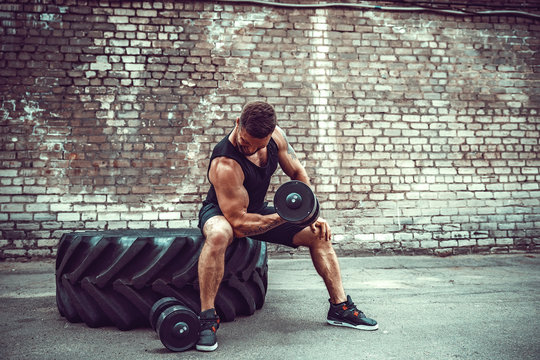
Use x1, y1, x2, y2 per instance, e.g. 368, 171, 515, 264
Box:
203, 217, 234, 252
293, 226, 332, 249
206, 231, 233, 250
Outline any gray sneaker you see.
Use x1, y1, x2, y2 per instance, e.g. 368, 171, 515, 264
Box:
196, 309, 220, 352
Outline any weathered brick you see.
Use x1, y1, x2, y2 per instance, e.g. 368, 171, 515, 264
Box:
127, 221, 150, 229
50, 203, 73, 212
108, 16, 129, 24
0, 2, 538, 259
57, 213, 80, 221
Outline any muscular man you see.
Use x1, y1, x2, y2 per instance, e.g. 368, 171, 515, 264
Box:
196, 101, 377, 352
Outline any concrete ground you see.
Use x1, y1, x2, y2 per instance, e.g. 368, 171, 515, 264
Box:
0, 254, 538, 360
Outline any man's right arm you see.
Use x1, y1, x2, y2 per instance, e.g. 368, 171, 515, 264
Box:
209, 157, 286, 238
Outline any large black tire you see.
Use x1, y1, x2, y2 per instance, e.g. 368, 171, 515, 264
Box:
55, 229, 268, 330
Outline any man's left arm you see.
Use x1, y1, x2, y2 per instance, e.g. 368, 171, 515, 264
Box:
273, 126, 311, 185
273, 126, 332, 241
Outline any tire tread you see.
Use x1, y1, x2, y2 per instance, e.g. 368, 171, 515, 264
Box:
55, 229, 267, 330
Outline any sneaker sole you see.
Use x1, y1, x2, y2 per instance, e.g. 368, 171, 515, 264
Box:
327, 319, 379, 331
196, 343, 218, 352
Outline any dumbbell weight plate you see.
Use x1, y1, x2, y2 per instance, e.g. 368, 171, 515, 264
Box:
156, 305, 200, 352
274, 180, 317, 224
149, 297, 184, 330
297, 198, 320, 228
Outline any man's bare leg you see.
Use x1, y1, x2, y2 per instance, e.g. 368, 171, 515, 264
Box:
198, 216, 234, 312
293, 224, 379, 330
197, 216, 234, 352
292, 227, 347, 304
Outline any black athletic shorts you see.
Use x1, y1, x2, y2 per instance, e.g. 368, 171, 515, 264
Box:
198, 202, 305, 248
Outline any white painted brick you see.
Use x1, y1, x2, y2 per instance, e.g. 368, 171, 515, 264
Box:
401, 241, 420, 248
0, 170, 18, 177
108, 15, 129, 23
58, 213, 80, 221
106, 205, 130, 212
374, 233, 394, 242
126, 63, 145, 71
121, 213, 143, 221
108, 221, 128, 230
98, 213, 120, 221
142, 212, 159, 220
420, 240, 438, 248
34, 213, 56, 221
1, 204, 23, 212
84, 221, 107, 230
168, 220, 191, 227
51, 203, 73, 212
81, 213, 97, 221
440, 240, 458, 247
128, 221, 150, 229
457, 239, 476, 246
150, 221, 169, 228
137, 9, 157, 17
395, 233, 413, 241
74, 204, 97, 211
11, 213, 32, 221
496, 238, 514, 245
0, 186, 22, 194
159, 212, 181, 220
354, 234, 374, 241
477, 238, 496, 246
25, 204, 49, 212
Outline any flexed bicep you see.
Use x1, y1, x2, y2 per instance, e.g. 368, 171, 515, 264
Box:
208, 156, 285, 238
208, 157, 249, 225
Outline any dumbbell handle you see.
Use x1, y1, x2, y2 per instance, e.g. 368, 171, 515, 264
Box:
274, 180, 319, 224
294, 199, 320, 227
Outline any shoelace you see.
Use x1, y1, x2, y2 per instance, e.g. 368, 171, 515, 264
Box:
339, 302, 366, 318
200, 317, 220, 332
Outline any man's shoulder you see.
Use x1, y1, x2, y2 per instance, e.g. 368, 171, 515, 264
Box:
211, 155, 240, 168
209, 156, 244, 184
271, 126, 288, 150
272, 125, 284, 137
209, 156, 244, 176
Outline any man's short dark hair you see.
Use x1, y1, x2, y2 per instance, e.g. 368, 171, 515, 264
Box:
239, 101, 277, 138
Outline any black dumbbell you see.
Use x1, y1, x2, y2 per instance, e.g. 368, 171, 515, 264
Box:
149, 297, 184, 330
149, 297, 200, 352
274, 180, 320, 226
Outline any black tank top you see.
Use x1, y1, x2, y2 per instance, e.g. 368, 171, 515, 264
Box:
204, 133, 279, 212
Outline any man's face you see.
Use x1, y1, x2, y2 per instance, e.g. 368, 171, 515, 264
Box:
236, 126, 272, 156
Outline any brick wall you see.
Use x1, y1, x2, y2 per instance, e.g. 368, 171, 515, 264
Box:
1, 0, 539, 259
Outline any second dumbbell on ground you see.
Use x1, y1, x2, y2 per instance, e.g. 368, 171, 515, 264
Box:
150, 297, 200, 352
